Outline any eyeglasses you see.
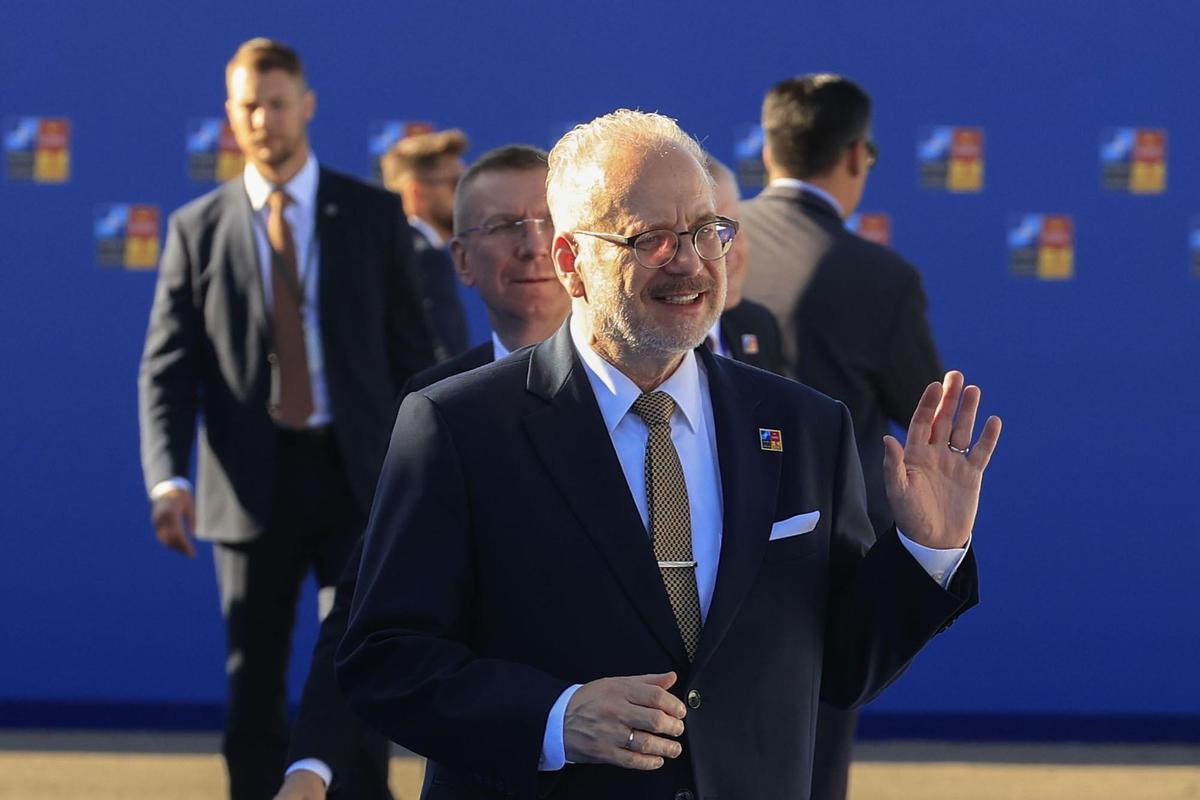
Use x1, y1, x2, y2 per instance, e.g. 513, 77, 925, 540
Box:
457, 217, 554, 242
572, 216, 739, 269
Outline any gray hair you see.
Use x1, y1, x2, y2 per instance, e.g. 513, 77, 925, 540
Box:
547, 109, 710, 233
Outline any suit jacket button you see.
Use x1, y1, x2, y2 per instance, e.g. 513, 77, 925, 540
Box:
686, 689, 701, 709
267, 352, 278, 365
674, 791, 695, 800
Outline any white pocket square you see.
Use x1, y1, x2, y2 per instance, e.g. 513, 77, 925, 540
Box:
769, 510, 821, 540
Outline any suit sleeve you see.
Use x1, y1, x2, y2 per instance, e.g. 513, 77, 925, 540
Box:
287, 537, 375, 788
336, 393, 570, 797
820, 401, 977, 709
383, 196, 437, 394
138, 212, 200, 493
876, 270, 944, 426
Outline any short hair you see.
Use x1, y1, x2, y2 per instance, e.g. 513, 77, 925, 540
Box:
226, 38, 306, 89
761, 74, 871, 179
547, 109, 710, 234
452, 145, 549, 235
380, 129, 470, 187
703, 152, 738, 194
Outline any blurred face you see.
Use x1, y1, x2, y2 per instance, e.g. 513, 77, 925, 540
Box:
713, 172, 748, 309
225, 66, 314, 175
416, 154, 465, 232
450, 168, 568, 333
569, 147, 726, 363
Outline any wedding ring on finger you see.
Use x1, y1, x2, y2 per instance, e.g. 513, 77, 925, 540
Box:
947, 442, 970, 455
624, 729, 637, 750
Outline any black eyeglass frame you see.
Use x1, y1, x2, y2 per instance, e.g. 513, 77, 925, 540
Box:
571, 216, 740, 269
456, 217, 554, 239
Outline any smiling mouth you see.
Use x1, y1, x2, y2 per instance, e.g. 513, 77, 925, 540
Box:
656, 292, 703, 305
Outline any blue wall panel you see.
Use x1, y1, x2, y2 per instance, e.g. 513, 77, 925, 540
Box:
1, 0, 1197, 728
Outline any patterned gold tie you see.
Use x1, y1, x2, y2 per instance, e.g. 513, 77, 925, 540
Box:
267, 189, 314, 428
631, 391, 702, 660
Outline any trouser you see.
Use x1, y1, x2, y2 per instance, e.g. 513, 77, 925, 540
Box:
214, 427, 379, 800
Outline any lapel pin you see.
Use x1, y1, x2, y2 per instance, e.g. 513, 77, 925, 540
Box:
759, 428, 783, 452
324, 203, 339, 217
741, 334, 760, 355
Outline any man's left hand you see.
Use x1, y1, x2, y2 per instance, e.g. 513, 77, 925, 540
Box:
882, 370, 1002, 549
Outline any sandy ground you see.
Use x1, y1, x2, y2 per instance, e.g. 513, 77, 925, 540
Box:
0, 737, 1196, 799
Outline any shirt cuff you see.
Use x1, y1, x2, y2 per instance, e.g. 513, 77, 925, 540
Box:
896, 529, 970, 590
538, 683, 582, 771
149, 477, 193, 501
285, 758, 332, 788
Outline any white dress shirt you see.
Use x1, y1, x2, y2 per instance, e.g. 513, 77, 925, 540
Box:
703, 320, 728, 358
769, 177, 845, 219
408, 215, 445, 249
149, 154, 329, 502
538, 314, 968, 770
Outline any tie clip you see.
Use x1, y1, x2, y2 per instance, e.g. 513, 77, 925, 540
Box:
657, 560, 697, 568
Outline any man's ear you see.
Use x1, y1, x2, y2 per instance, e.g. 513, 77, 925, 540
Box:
303, 89, 316, 124
761, 140, 775, 172
449, 237, 475, 287
552, 234, 587, 299
845, 140, 866, 179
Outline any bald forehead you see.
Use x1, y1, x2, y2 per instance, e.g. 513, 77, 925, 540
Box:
459, 167, 547, 222
588, 143, 713, 226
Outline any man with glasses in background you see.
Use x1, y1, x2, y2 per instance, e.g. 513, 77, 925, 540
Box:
382, 129, 472, 359
740, 74, 947, 800
277, 145, 569, 800
337, 109, 1000, 800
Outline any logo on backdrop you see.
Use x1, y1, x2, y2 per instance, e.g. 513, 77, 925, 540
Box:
4, 116, 70, 183
1008, 213, 1073, 280
186, 118, 243, 183
1100, 128, 1166, 194
1191, 217, 1200, 278
918, 126, 983, 192
846, 212, 892, 246
95, 204, 160, 270
733, 123, 765, 193
368, 120, 435, 183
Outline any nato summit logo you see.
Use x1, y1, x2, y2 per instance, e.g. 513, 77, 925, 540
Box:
4, 116, 70, 182
368, 120, 434, 183
1101, 128, 1166, 194
733, 123, 765, 192
95, 204, 160, 270
1008, 214, 1073, 281
847, 212, 892, 246
187, 118, 243, 182
918, 126, 983, 192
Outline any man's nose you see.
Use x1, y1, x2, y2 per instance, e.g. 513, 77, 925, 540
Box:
662, 235, 704, 276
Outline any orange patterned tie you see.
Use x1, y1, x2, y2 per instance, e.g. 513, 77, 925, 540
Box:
267, 189, 314, 428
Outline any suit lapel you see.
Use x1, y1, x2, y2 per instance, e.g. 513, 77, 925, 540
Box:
719, 316, 743, 361
315, 169, 345, 356
692, 349, 781, 673
225, 181, 270, 343
523, 324, 690, 665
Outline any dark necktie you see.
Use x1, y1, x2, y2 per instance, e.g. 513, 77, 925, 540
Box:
267, 189, 314, 428
631, 391, 703, 660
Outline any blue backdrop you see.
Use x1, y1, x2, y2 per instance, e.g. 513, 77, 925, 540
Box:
2, 0, 1197, 736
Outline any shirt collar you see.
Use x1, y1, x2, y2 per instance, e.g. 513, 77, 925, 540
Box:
244, 152, 319, 214
408, 216, 444, 248
704, 319, 725, 357
569, 313, 703, 436
768, 177, 844, 219
490, 331, 511, 360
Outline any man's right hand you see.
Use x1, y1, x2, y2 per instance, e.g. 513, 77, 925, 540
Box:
273, 769, 327, 800
563, 671, 687, 770
151, 487, 196, 558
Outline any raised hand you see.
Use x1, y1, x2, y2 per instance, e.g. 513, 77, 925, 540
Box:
882, 371, 1002, 549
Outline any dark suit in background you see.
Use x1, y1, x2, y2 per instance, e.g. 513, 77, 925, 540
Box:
287, 341, 494, 798
741, 183, 944, 800
719, 298, 785, 375
336, 324, 975, 800
410, 228, 470, 361
139, 165, 435, 798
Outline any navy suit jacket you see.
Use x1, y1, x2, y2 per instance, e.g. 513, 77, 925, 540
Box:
337, 322, 976, 800
138, 167, 436, 542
